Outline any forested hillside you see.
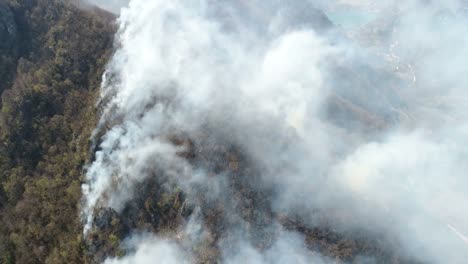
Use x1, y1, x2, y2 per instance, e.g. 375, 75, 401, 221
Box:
0, 0, 113, 263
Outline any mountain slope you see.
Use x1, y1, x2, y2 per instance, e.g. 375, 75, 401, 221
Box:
0, 1, 113, 263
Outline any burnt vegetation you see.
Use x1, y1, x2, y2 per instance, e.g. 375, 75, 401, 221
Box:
88, 132, 420, 264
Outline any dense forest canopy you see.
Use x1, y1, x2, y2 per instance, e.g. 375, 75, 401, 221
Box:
0, 0, 113, 263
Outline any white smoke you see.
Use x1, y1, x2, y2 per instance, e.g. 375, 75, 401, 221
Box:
82, 0, 468, 263
222, 229, 335, 264
104, 235, 189, 264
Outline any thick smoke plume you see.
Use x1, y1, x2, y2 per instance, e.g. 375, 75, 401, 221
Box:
82, 0, 468, 263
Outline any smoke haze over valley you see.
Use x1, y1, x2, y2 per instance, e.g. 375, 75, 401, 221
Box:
77, 0, 468, 263
78, 0, 468, 263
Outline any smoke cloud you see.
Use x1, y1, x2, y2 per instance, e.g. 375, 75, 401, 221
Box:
82, 0, 468, 263
104, 235, 189, 264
